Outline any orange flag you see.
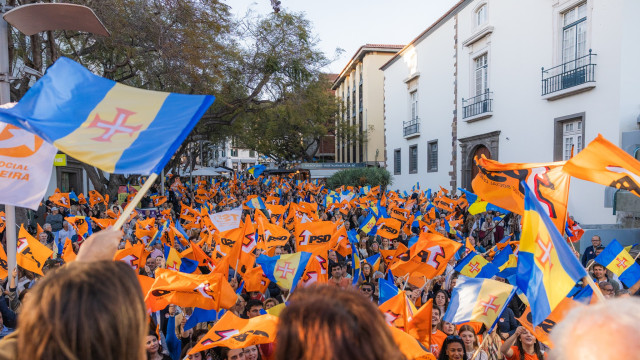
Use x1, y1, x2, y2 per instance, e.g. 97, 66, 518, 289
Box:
61, 238, 76, 263
294, 221, 337, 252
114, 242, 148, 272
380, 243, 409, 268
244, 265, 270, 293
472, 156, 570, 233
389, 207, 410, 222
407, 299, 432, 347
88, 190, 104, 208
0, 246, 8, 279
49, 192, 70, 208
77, 193, 87, 205
145, 268, 237, 312
379, 291, 416, 330
390, 233, 461, 278
564, 134, 640, 197
189, 312, 279, 354
191, 241, 216, 272
16, 225, 53, 275
137, 274, 155, 299
256, 213, 290, 249
517, 297, 582, 348
91, 217, 116, 230
376, 217, 402, 240
390, 326, 436, 360
0, 212, 5, 234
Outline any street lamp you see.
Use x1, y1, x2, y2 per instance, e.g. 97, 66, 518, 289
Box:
0, 2, 109, 276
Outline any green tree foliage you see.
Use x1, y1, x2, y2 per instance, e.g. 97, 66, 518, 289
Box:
327, 168, 393, 189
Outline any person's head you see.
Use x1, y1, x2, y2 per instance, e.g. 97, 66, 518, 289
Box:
591, 235, 601, 248
182, 344, 205, 360
264, 298, 278, 310
440, 320, 456, 336
331, 262, 342, 278
435, 289, 449, 309
276, 285, 405, 360
595, 246, 605, 256
362, 263, 372, 277
145, 334, 160, 355
244, 345, 261, 360
438, 336, 466, 360
146, 256, 157, 272
381, 238, 390, 249
432, 306, 442, 327
458, 325, 479, 351
43, 223, 52, 232
274, 246, 283, 256
592, 263, 607, 280
359, 282, 374, 298
51, 207, 59, 215
246, 299, 264, 318
599, 281, 615, 298
155, 255, 165, 269
17, 261, 146, 360
38, 232, 48, 244
62, 221, 69, 230
220, 347, 246, 360
550, 297, 640, 360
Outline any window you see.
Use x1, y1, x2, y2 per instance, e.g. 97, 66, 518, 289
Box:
428, 141, 438, 172
409, 145, 418, 174
563, 120, 583, 160
231, 149, 238, 157
394, 149, 401, 175
249, 150, 255, 157
474, 54, 488, 96
410, 91, 418, 120
220, 150, 225, 157
554, 113, 585, 161
562, 3, 587, 70
475, 4, 487, 27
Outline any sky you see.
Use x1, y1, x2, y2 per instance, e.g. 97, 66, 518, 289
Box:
228, 0, 460, 73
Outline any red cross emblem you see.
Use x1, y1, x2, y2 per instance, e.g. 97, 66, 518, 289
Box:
88, 108, 142, 142
536, 235, 554, 271
468, 261, 481, 274
616, 257, 628, 269
480, 295, 500, 316
276, 262, 295, 279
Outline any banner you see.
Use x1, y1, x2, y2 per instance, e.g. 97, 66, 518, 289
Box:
209, 207, 242, 232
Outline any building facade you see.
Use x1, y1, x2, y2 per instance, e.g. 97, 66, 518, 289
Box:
333, 44, 404, 166
383, 0, 640, 226
212, 139, 261, 171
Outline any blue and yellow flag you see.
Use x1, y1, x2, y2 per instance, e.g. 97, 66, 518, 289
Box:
248, 164, 266, 177
443, 276, 514, 328
0, 57, 215, 174
458, 188, 509, 215
256, 252, 311, 293
244, 197, 267, 210
492, 245, 518, 278
359, 211, 377, 235
594, 239, 640, 288
455, 251, 499, 279
517, 182, 587, 326
351, 243, 361, 285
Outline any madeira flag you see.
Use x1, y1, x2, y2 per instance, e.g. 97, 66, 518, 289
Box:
256, 252, 311, 293
0, 57, 215, 174
443, 275, 514, 328
454, 251, 499, 279
517, 182, 587, 326
593, 239, 640, 288
564, 134, 640, 198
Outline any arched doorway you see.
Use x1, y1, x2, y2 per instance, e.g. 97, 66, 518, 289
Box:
470, 145, 491, 181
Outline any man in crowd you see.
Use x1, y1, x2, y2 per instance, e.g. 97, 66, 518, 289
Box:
329, 261, 350, 289
592, 263, 621, 292
581, 235, 602, 267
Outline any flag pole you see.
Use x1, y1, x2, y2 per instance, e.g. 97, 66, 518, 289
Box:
113, 173, 158, 230
583, 275, 606, 302
471, 331, 491, 360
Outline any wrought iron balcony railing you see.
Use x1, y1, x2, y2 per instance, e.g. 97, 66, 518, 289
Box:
403, 118, 420, 137
462, 90, 493, 119
542, 50, 596, 96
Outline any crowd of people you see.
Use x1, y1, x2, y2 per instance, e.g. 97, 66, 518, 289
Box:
0, 171, 638, 360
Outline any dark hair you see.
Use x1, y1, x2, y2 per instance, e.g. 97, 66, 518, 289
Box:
515, 333, 545, 360
246, 299, 264, 312
435, 289, 450, 310
437, 336, 468, 360
276, 285, 406, 360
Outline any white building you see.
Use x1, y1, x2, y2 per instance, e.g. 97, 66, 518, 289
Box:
382, 0, 640, 227
212, 138, 261, 171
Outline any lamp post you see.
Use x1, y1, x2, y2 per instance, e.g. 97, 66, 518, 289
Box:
0, 2, 109, 275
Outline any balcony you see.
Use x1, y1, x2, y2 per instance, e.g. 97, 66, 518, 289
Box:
462, 90, 493, 122
403, 118, 420, 138
542, 50, 596, 101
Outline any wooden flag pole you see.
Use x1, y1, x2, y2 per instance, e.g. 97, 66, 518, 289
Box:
113, 173, 158, 230
471, 331, 491, 360
583, 274, 607, 302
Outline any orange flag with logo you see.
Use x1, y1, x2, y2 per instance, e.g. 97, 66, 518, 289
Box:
16, 225, 53, 275
91, 217, 116, 230
407, 299, 433, 347
295, 221, 337, 252
390, 233, 461, 278
256, 214, 290, 249
114, 242, 147, 272
49, 192, 71, 208
564, 134, 640, 197
189, 312, 279, 354
376, 217, 402, 240
61, 238, 76, 263
0, 246, 8, 279
88, 190, 104, 207
472, 156, 570, 233
145, 268, 237, 312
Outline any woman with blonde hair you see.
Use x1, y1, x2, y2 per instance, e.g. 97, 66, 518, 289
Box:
459, 324, 488, 360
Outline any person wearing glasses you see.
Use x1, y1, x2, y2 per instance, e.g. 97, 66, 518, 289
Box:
599, 281, 616, 299
500, 326, 546, 360
359, 282, 375, 302
437, 335, 467, 360
459, 325, 487, 360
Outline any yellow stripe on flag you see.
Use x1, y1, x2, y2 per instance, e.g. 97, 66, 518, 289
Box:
54, 83, 168, 172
